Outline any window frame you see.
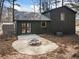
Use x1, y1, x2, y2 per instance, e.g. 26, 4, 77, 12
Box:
41, 22, 47, 28
60, 12, 65, 21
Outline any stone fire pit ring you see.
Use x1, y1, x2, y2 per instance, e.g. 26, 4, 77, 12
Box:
28, 38, 41, 46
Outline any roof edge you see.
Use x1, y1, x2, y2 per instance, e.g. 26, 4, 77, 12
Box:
42, 6, 77, 14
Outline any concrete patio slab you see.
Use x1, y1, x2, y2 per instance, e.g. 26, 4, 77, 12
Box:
12, 34, 58, 55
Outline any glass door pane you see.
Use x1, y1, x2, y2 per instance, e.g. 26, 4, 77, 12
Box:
27, 23, 31, 33
21, 23, 26, 34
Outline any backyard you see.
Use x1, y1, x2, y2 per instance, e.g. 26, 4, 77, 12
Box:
0, 31, 79, 59
0, 0, 79, 59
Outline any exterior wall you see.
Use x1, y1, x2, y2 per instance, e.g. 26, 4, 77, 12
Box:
43, 7, 76, 34
31, 21, 51, 34
64, 7, 75, 34
16, 21, 51, 35
31, 22, 41, 34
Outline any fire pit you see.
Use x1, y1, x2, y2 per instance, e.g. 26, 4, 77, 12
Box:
29, 38, 41, 46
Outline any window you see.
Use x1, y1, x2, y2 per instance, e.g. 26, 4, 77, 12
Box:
41, 22, 47, 28
60, 12, 65, 21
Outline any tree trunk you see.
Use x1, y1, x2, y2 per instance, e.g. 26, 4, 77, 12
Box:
13, 0, 15, 22
62, 0, 64, 6
0, 0, 5, 22
39, 0, 41, 13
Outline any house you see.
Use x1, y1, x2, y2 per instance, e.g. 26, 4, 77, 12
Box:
15, 6, 76, 35
42, 6, 76, 34
14, 12, 51, 35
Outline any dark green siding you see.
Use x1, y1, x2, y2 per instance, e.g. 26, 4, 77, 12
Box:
43, 6, 76, 34
16, 21, 51, 35
31, 22, 41, 34
31, 21, 51, 34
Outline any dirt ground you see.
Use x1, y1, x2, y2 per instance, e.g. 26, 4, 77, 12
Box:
0, 33, 79, 59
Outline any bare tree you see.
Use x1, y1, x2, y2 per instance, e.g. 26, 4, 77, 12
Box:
0, 0, 20, 22
62, 0, 64, 6
7, 0, 18, 21
64, 0, 79, 11
40, 0, 60, 12
39, 0, 41, 13
0, 0, 5, 22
